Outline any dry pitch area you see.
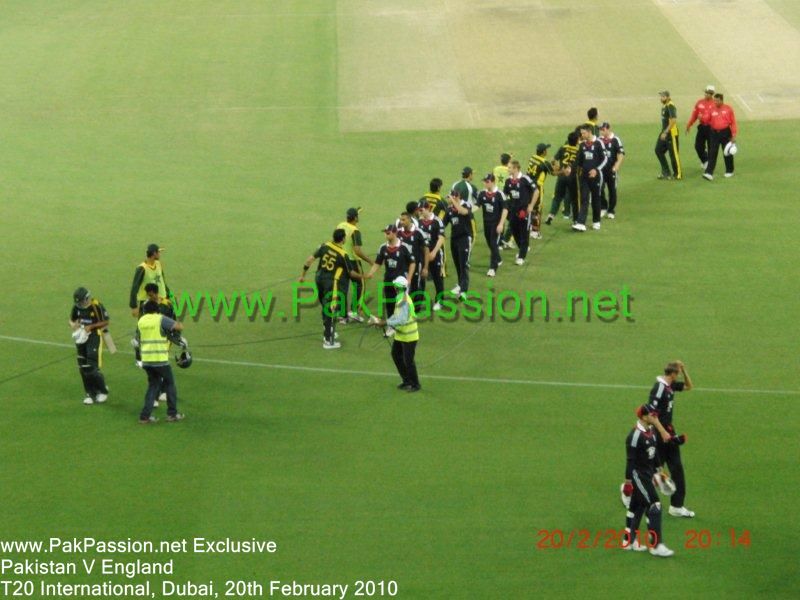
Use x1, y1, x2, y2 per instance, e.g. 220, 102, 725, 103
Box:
337, 0, 800, 132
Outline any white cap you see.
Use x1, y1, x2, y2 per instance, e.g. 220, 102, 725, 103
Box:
392, 276, 408, 289
705, 84, 715, 93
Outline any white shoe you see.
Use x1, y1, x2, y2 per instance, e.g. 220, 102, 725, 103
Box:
530, 231, 542, 239
514, 257, 524, 266
701, 161, 708, 169
486, 269, 496, 277
724, 172, 734, 178
572, 223, 586, 232
323, 340, 341, 349
450, 285, 461, 295
337, 317, 349, 325
600, 209, 607, 218
158, 392, 167, 402
649, 543, 675, 557
432, 302, 442, 311
562, 214, 571, 220
703, 173, 713, 181
623, 539, 647, 552
592, 222, 601, 230
620, 483, 631, 509
321, 332, 340, 341
607, 213, 615, 220
153, 400, 159, 408
668, 506, 695, 518
83, 395, 94, 405
95, 393, 108, 404
348, 311, 364, 323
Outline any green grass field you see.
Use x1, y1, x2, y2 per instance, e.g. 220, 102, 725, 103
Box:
1, 1, 798, 598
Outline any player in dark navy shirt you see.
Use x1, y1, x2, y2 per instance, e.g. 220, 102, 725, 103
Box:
398, 211, 429, 310
649, 360, 694, 517
475, 173, 507, 276
503, 160, 536, 265
417, 200, 446, 309
442, 191, 473, 298
365, 225, 416, 318
572, 123, 608, 232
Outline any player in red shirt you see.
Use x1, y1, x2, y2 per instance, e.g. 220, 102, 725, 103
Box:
685, 85, 716, 170
703, 93, 738, 180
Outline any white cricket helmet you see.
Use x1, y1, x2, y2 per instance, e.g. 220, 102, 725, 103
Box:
724, 141, 738, 156
392, 275, 409, 289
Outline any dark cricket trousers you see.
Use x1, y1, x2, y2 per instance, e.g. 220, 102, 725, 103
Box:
76, 335, 108, 398
549, 176, 571, 216
316, 279, 338, 341
694, 123, 711, 164
627, 468, 663, 547
705, 127, 734, 176
509, 211, 530, 259
381, 280, 399, 318
342, 260, 364, 314
450, 236, 471, 293
655, 132, 681, 178
577, 175, 603, 225
600, 168, 618, 214
427, 255, 444, 304
483, 222, 502, 270
391, 340, 419, 387
657, 438, 687, 508
141, 364, 178, 419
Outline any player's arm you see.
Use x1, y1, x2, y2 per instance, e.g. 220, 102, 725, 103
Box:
676, 360, 693, 391
299, 248, 321, 282
729, 109, 738, 142
450, 193, 469, 216
161, 315, 184, 333
405, 250, 416, 282
613, 142, 625, 172
129, 266, 145, 315
685, 104, 699, 133
525, 179, 536, 212
651, 416, 672, 443
365, 251, 383, 279
354, 245, 373, 265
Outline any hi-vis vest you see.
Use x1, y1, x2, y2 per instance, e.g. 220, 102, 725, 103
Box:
337, 221, 358, 259
137, 313, 169, 364
136, 261, 166, 303
394, 293, 419, 342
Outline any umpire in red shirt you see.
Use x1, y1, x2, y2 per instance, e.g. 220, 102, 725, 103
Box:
685, 84, 716, 169
703, 93, 738, 180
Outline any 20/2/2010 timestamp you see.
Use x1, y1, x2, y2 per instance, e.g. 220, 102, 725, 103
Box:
222, 579, 399, 597
685, 529, 751, 549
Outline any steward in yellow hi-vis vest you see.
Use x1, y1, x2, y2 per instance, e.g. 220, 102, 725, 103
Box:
130, 243, 170, 317
369, 276, 421, 392
135, 300, 185, 424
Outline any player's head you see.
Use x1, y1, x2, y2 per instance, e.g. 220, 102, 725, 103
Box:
146, 243, 162, 259
73, 287, 91, 308
509, 159, 521, 176
418, 199, 431, 217
599, 121, 611, 136
664, 362, 681, 381
713, 92, 724, 106
636, 403, 659, 424
398, 212, 413, 230
578, 123, 593, 140
332, 228, 346, 244
383, 223, 398, 241
144, 283, 160, 302
461, 166, 473, 180
482, 172, 495, 189
392, 275, 409, 291
405, 200, 420, 216
142, 300, 160, 314
659, 90, 670, 104
704, 84, 715, 97
587, 107, 598, 120
346, 207, 359, 223
567, 131, 579, 146
500, 153, 511, 166
536, 143, 551, 157
429, 178, 443, 194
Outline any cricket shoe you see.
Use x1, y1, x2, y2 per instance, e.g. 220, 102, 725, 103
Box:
514, 257, 524, 266
668, 506, 695, 518
138, 416, 158, 425
592, 222, 601, 231
724, 172, 734, 178
83, 395, 94, 405
530, 231, 542, 239
562, 214, 571, 220
153, 399, 159, 408
405, 384, 421, 393
486, 269, 496, 277
450, 285, 461, 295
657, 173, 673, 180
95, 393, 108, 404
606, 213, 615, 220
432, 302, 442, 311
545, 214, 554, 225
649, 543, 675, 558
321, 332, 340, 341
572, 223, 587, 232
322, 339, 341, 349
600, 209, 607, 218
166, 413, 185, 422
703, 173, 713, 181
622, 540, 647, 552
158, 392, 167, 402
348, 311, 365, 323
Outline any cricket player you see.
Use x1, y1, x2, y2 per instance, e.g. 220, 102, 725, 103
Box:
656, 90, 682, 180
70, 287, 111, 405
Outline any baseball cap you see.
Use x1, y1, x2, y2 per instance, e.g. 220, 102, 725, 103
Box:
599, 121, 611, 130
392, 275, 409, 289
346, 207, 359, 219
536, 143, 551, 153
659, 90, 670, 97
383, 224, 398, 233
705, 84, 715, 93
636, 403, 659, 419
482, 172, 495, 182
146, 243, 162, 256
462, 166, 473, 178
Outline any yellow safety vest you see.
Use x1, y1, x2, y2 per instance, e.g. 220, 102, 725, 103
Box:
337, 221, 358, 260
137, 313, 169, 364
136, 261, 166, 303
393, 294, 419, 342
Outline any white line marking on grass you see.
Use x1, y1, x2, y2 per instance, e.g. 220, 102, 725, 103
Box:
1, 334, 797, 397
736, 94, 753, 112
756, 93, 765, 103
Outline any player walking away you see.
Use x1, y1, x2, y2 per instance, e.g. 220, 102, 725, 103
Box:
526, 143, 555, 239
475, 173, 508, 277
365, 225, 416, 323
622, 404, 675, 557
493, 153, 511, 196
70, 287, 110, 405
686, 85, 716, 170
451, 167, 478, 251
129, 244, 170, 318
422, 178, 448, 220
417, 200, 446, 311
545, 131, 579, 225
599, 122, 625, 219
655, 90, 682, 180
584, 107, 599, 136
369, 276, 421, 392
572, 124, 607, 232
503, 160, 536, 265
398, 211, 429, 312
704, 93, 738, 181
337, 207, 374, 323
647, 360, 694, 517
300, 229, 370, 349
136, 300, 185, 424
441, 191, 473, 298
